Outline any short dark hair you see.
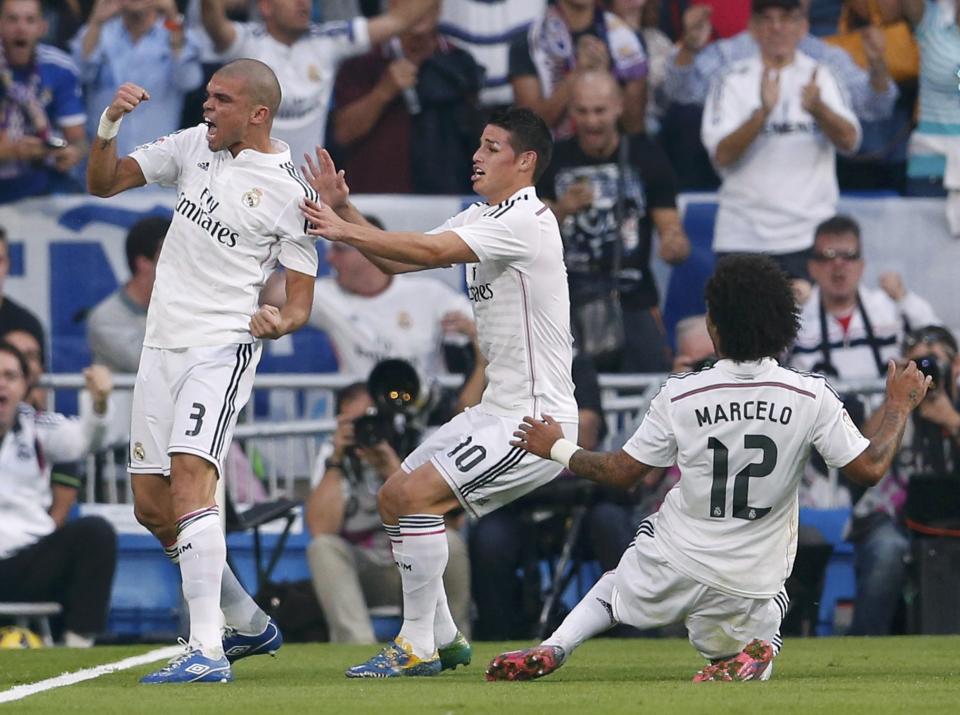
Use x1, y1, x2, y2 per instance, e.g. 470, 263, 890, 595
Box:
705, 254, 800, 362
813, 214, 861, 251
335, 381, 370, 415
488, 107, 553, 183
752, 0, 801, 13
126, 216, 169, 274
904, 325, 959, 358
0, 340, 29, 383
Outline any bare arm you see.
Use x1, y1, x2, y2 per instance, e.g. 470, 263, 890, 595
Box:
842, 360, 930, 486
302, 198, 477, 268
367, 0, 440, 46
714, 107, 769, 168
49, 483, 77, 528
200, 0, 238, 53
511, 415, 655, 490
87, 83, 149, 197
249, 268, 315, 339
651, 207, 690, 265
333, 72, 402, 146
808, 99, 860, 153
621, 77, 647, 134
511, 74, 573, 129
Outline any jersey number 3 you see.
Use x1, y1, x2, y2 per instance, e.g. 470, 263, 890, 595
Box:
707, 434, 776, 521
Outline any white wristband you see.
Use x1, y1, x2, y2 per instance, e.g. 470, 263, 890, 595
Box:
549, 438, 581, 469
97, 108, 122, 140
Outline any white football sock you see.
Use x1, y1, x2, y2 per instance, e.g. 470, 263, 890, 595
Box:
395, 515, 447, 659
542, 571, 618, 655
434, 584, 459, 648
176, 506, 226, 660
221, 563, 268, 634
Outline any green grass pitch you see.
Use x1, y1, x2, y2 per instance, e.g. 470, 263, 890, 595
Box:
2, 637, 959, 714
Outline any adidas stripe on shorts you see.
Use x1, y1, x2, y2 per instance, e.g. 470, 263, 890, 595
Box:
128, 343, 261, 478
401, 407, 578, 518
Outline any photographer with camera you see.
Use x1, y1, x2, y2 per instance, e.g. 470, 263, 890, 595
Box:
843, 325, 960, 635
304, 378, 470, 645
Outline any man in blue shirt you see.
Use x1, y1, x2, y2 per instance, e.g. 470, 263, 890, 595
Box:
72, 0, 203, 158
0, 0, 86, 202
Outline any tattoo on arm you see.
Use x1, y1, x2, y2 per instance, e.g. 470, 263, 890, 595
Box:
568, 450, 647, 490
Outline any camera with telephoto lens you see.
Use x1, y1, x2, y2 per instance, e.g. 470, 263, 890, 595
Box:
351, 359, 424, 454
914, 355, 943, 390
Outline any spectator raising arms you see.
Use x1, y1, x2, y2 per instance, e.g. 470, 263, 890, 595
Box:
200, 0, 441, 163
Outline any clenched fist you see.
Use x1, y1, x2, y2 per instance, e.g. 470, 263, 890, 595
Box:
106, 82, 151, 123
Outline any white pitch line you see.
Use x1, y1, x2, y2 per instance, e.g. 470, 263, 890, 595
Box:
0, 645, 182, 704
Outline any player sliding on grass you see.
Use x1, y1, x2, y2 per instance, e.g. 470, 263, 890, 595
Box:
300, 108, 578, 678
488, 254, 929, 683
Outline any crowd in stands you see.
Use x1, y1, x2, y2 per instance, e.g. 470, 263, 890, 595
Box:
1, 0, 957, 203
1, 0, 959, 645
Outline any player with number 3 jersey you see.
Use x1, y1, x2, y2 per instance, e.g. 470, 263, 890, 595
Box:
489, 254, 930, 683
87, 59, 319, 684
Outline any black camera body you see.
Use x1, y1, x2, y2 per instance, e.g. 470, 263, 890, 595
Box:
350, 359, 425, 455
353, 409, 396, 448
914, 355, 944, 390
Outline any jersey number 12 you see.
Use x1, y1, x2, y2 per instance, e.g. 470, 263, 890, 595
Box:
707, 434, 776, 521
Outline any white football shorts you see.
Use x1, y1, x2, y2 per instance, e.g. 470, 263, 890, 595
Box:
401, 407, 578, 519
128, 343, 261, 478
611, 519, 787, 661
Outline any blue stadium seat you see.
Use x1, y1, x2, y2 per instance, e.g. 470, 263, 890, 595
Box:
799, 507, 855, 636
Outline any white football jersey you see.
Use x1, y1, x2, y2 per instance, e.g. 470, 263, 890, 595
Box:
701, 51, 861, 254
221, 19, 370, 163
429, 188, 578, 422
309, 274, 472, 379
130, 124, 320, 349
623, 358, 869, 598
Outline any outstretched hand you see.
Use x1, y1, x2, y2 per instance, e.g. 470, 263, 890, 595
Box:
510, 415, 564, 459
302, 147, 349, 210
301, 198, 351, 241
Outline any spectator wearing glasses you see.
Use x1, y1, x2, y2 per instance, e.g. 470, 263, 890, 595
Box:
789, 215, 940, 381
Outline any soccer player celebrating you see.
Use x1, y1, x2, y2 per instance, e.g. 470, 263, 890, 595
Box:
300, 108, 579, 678
487, 254, 930, 683
87, 60, 319, 684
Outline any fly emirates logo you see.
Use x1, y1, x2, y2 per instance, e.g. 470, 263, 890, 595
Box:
175, 187, 241, 247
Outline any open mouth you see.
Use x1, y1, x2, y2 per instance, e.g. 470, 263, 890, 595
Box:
203, 118, 217, 143
471, 167, 485, 182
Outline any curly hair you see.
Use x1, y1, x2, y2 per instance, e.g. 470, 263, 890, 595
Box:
704, 254, 800, 362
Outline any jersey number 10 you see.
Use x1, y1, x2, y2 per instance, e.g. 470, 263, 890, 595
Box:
707, 434, 777, 521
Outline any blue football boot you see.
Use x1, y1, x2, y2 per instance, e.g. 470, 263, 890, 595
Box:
345, 637, 442, 678
140, 641, 233, 684
222, 618, 283, 663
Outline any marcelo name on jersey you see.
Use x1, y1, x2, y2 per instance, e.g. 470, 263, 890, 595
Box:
694, 399, 794, 428
175, 186, 240, 248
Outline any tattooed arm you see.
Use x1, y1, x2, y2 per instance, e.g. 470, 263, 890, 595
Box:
842, 360, 931, 487
512, 415, 655, 491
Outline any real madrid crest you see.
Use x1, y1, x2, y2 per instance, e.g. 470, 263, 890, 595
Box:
308, 65, 321, 82
242, 188, 262, 208
133, 442, 146, 461
397, 311, 412, 329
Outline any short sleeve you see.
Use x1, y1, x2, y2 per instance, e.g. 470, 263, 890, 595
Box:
508, 33, 535, 80
315, 17, 371, 63
426, 205, 475, 234
810, 385, 870, 468
621, 385, 677, 468
51, 63, 85, 128
450, 215, 534, 263
274, 198, 320, 277
701, 69, 752, 157
128, 126, 198, 187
